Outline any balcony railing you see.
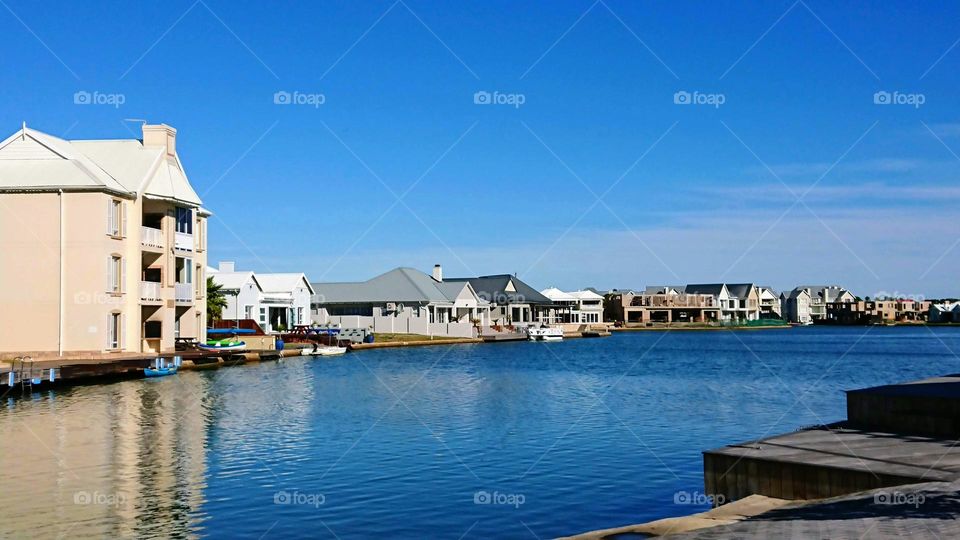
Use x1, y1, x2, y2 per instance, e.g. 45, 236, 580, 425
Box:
175, 283, 193, 302
141, 226, 164, 249
175, 232, 194, 251
140, 281, 162, 302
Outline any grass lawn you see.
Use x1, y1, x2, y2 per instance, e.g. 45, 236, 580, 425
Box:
372, 333, 466, 342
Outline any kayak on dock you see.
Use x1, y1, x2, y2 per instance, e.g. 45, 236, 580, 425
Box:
198, 337, 247, 352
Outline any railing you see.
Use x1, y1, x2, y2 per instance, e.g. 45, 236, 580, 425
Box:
175, 283, 193, 302
141, 226, 163, 249
631, 294, 718, 308
140, 281, 162, 302
175, 232, 193, 251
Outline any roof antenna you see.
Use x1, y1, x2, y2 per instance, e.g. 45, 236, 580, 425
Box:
21, 121, 26, 140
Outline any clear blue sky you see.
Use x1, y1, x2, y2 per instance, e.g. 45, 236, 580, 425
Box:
4, 1, 959, 297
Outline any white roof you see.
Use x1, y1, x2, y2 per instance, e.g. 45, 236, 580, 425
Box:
540, 288, 603, 301
256, 273, 315, 295
540, 287, 576, 301
0, 124, 202, 206
212, 271, 261, 292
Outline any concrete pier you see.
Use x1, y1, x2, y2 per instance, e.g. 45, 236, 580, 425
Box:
704, 375, 960, 503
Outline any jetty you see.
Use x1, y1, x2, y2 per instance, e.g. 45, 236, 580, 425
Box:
704, 374, 960, 502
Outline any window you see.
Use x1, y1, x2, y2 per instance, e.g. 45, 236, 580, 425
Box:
195, 264, 203, 297
107, 312, 121, 349
297, 307, 304, 325
107, 199, 124, 237
259, 307, 267, 325
107, 255, 124, 293
175, 207, 193, 234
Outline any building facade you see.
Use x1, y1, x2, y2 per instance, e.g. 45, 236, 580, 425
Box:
311, 266, 490, 338
210, 262, 314, 333
0, 123, 207, 357
538, 288, 605, 327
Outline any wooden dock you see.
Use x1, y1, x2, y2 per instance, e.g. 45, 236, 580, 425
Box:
704, 375, 960, 503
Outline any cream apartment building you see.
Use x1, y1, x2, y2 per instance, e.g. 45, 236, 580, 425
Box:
0, 123, 208, 358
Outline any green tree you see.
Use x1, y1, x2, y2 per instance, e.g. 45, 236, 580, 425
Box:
207, 277, 228, 323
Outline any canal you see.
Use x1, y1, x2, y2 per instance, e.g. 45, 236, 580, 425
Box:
1, 327, 958, 538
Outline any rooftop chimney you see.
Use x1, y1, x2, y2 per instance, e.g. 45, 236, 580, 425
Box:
432, 264, 442, 282
219, 261, 235, 273
142, 123, 177, 157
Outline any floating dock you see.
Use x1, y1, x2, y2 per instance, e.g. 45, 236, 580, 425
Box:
703, 374, 960, 503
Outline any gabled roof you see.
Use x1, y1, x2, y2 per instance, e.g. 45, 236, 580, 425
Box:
257, 273, 314, 295
725, 283, 756, 298
212, 271, 261, 292
569, 290, 604, 301
0, 124, 202, 206
684, 284, 728, 297
540, 287, 577, 302
790, 285, 853, 302
313, 267, 456, 304
446, 274, 552, 305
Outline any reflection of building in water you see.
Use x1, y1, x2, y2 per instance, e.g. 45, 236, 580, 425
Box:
0, 372, 214, 538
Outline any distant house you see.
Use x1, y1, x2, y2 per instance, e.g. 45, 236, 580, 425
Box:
539, 288, 605, 326
211, 262, 314, 333
311, 266, 490, 338
785, 285, 855, 324
757, 286, 781, 319
444, 272, 553, 327
607, 286, 720, 324
685, 283, 760, 322
930, 302, 960, 323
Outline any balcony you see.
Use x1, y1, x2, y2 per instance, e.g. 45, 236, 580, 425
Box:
141, 226, 164, 250
175, 232, 194, 251
175, 282, 193, 303
140, 281, 162, 303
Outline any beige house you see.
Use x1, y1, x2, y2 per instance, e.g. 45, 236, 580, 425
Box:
0, 123, 208, 358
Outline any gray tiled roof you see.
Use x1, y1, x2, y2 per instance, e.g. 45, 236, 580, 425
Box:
445, 274, 552, 305
312, 267, 452, 304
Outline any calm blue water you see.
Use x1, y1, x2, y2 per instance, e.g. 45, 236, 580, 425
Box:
2, 327, 959, 538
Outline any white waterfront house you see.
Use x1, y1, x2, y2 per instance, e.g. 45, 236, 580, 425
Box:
311, 266, 491, 338
783, 285, 855, 324
210, 261, 314, 333
539, 288, 604, 325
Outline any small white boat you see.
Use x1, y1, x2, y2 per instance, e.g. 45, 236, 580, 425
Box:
527, 325, 563, 342
303, 346, 347, 356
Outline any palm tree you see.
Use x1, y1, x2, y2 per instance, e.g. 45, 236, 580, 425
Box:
207, 277, 228, 323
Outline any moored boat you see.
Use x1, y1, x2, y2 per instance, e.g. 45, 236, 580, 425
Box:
527, 325, 563, 342
145, 365, 178, 377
